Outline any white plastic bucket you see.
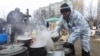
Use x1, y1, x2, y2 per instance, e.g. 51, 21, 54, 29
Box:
48, 51, 65, 56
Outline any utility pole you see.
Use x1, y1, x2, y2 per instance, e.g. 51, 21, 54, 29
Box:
24, 8, 31, 24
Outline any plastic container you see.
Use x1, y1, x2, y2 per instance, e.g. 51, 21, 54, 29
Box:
0, 33, 8, 45
48, 51, 65, 56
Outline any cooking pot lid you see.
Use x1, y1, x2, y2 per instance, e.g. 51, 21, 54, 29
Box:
17, 35, 32, 40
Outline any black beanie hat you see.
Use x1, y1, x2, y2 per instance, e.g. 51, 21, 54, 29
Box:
60, 3, 71, 13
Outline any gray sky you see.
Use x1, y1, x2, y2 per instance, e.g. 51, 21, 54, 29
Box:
0, 0, 98, 19
0, 0, 63, 19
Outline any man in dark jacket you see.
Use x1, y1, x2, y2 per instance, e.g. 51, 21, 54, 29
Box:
7, 8, 26, 43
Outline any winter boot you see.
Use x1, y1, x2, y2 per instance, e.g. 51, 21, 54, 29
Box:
63, 42, 75, 56
82, 49, 90, 56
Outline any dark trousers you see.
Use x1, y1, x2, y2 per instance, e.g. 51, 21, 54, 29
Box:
29, 47, 47, 56
10, 26, 23, 43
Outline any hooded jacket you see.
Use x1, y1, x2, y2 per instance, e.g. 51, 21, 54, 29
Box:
54, 9, 90, 44
54, 3, 91, 53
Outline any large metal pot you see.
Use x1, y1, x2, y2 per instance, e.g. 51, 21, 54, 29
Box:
0, 46, 28, 56
17, 35, 32, 48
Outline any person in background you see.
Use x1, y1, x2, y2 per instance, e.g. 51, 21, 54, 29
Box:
53, 3, 90, 56
7, 8, 26, 24
7, 8, 26, 43
46, 21, 49, 28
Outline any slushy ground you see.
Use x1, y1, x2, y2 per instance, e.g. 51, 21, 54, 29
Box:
74, 35, 100, 56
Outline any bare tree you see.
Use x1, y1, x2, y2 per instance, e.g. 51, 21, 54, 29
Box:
34, 10, 40, 19
96, 0, 100, 27
72, 0, 83, 14
41, 9, 47, 19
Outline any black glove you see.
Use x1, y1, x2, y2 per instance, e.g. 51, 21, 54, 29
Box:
63, 42, 75, 56
63, 42, 73, 48
51, 35, 60, 42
